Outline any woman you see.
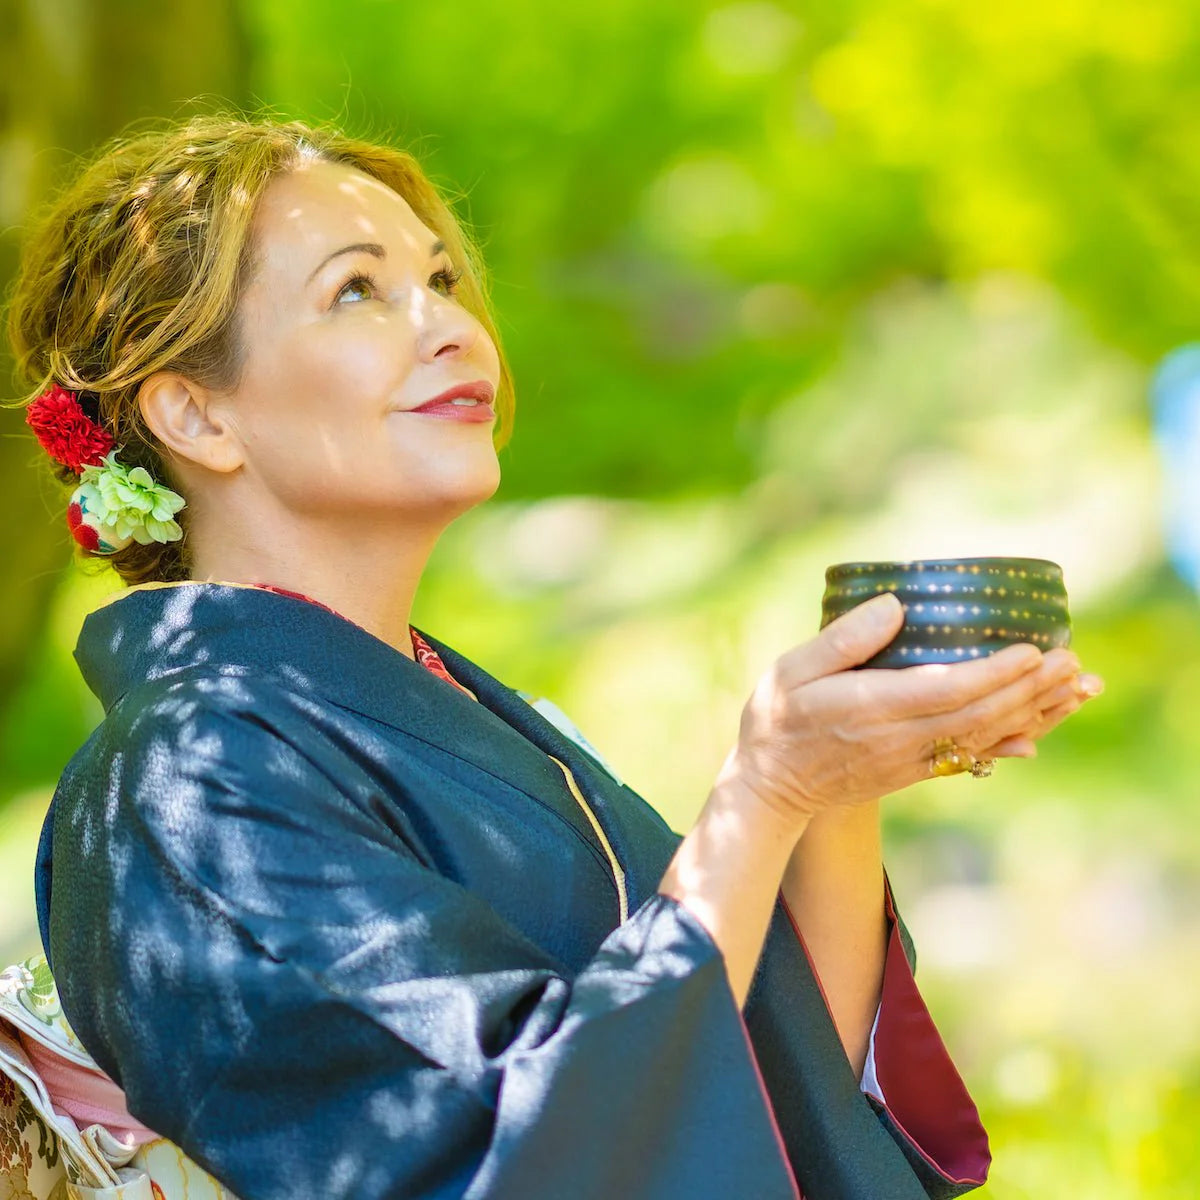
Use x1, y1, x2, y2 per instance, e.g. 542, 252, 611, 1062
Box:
5, 113, 1101, 1200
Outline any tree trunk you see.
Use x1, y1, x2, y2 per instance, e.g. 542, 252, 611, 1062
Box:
0, 0, 251, 737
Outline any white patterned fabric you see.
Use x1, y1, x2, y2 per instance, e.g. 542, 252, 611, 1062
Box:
0, 953, 237, 1199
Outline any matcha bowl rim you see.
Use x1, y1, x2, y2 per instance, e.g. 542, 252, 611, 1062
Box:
825, 556, 1064, 575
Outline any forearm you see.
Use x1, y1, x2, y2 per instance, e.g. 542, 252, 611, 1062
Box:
659, 774, 807, 1011
779, 799, 888, 1080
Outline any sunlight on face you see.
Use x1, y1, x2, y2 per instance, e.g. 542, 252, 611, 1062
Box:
224, 159, 502, 524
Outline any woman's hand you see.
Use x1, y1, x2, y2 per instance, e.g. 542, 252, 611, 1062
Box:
976, 654, 1103, 759
717, 592, 1103, 826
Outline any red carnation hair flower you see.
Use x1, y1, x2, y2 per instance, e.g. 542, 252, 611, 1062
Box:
25, 384, 115, 474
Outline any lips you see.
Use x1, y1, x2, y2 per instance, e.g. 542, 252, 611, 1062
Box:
411, 380, 495, 411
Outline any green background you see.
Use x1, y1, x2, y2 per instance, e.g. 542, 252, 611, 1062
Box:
3, 1, 1199, 1194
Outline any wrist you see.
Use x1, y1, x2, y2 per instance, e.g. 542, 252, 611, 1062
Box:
801, 797, 881, 831
705, 770, 813, 845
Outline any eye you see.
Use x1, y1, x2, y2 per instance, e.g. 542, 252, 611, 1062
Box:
332, 263, 463, 308
430, 263, 463, 297
333, 271, 379, 306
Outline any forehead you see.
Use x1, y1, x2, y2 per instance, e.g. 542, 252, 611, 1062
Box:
248, 159, 435, 279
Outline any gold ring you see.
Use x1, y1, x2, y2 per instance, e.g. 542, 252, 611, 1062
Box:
970, 758, 996, 779
929, 737, 976, 777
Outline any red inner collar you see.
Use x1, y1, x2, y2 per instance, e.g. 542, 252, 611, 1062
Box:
247, 583, 474, 698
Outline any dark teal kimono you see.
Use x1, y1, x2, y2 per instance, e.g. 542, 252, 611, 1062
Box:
34, 582, 989, 1200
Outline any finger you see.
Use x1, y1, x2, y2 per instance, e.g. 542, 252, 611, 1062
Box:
1031, 680, 1081, 711
1017, 666, 1102, 726
783, 594, 905, 687
1041, 647, 1082, 675
1021, 648, 1082, 698
1004, 668, 1104, 738
980, 688, 1097, 756
981, 735, 1038, 758
906, 647, 1052, 746
874, 642, 1044, 720
920, 646, 1084, 745
1042, 648, 1082, 682
1031, 696, 1084, 736
920, 657, 1077, 756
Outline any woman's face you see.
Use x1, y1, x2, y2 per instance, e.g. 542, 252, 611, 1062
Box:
215, 158, 502, 526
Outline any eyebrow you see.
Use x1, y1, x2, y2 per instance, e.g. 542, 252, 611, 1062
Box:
306, 238, 446, 285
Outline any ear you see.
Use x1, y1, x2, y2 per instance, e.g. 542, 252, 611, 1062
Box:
138, 372, 244, 475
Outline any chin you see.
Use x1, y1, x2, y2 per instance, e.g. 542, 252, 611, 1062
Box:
463, 471, 502, 511
424, 462, 502, 515
466, 455, 502, 499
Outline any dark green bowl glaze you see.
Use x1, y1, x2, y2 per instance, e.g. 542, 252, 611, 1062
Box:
820, 557, 1072, 669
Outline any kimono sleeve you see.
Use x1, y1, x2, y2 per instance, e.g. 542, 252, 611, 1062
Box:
854, 879, 992, 1196
47, 679, 801, 1200
768, 878, 993, 1195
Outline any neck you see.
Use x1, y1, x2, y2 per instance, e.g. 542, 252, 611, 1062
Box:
188, 519, 444, 662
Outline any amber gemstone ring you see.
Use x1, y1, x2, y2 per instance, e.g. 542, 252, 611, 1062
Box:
929, 737, 975, 777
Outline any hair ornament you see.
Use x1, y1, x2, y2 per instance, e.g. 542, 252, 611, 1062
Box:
25, 383, 186, 555
24, 383, 114, 473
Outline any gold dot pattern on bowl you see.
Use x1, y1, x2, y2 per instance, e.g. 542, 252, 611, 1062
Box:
819, 558, 1072, 668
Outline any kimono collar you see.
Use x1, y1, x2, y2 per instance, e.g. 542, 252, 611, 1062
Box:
68, 579, 666, 919
70, 579, 623, 819
74, 580, 484, 718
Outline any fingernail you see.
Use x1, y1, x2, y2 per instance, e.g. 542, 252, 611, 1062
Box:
1080, 675, 1105, 697
868, 593, 901, 622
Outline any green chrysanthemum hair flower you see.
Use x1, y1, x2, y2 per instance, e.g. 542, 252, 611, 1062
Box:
71, 450, 186, 550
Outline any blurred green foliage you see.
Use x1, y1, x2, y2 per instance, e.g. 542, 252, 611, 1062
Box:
4, 1, 1200, 1195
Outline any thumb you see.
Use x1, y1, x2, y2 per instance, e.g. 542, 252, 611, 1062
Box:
787, 593, 905, 686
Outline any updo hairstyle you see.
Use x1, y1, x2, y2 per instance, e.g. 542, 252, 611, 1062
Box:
3, 111, 515, 585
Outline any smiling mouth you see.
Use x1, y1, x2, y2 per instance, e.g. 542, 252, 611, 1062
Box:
399, 398, 495, 422
410, 380, 496, 411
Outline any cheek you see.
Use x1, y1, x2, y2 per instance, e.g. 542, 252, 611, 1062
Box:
284, 319, 407, 405
239, 326, 406, 451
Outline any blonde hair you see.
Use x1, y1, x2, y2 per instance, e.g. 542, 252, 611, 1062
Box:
2, 110, 516, 585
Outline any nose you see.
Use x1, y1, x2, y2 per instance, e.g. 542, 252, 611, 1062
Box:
417, 293, 480, 362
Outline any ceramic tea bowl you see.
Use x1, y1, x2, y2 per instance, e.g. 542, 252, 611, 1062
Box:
820, 557, 1072, 669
